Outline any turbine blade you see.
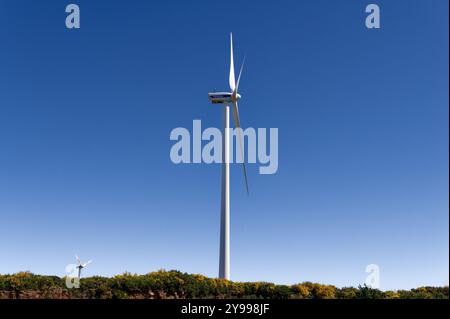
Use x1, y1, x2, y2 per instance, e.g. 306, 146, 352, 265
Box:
232, 101, 249, 195
235, 56, 245, 93
82, 260, 92, 267
75, 255, 81, 265
229, 33, 236, 92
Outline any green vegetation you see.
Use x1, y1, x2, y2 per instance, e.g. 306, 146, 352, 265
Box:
0, 271, 448, 299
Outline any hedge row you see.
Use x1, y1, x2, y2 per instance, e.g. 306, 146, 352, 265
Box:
0, 270, 448, 299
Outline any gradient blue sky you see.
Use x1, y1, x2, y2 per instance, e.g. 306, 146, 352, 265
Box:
0, 0, 448, 290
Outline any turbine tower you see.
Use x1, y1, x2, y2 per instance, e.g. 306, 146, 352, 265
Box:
208, 33, 249, 280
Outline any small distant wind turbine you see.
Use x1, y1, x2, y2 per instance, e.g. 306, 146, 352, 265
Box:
75, 255, 92, 279
208, 33, 249, 280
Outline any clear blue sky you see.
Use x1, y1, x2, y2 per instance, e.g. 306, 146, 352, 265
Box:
0, 0, 448, 290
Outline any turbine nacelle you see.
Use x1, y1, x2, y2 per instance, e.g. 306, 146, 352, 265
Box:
208, 92, 241, 104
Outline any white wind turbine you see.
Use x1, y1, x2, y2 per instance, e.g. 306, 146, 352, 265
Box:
208, 33, 249, 280
75, 255, 92, 279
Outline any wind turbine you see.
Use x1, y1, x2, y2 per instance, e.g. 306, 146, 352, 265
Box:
75, 255, 92, 279
208, 33, 249, 280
